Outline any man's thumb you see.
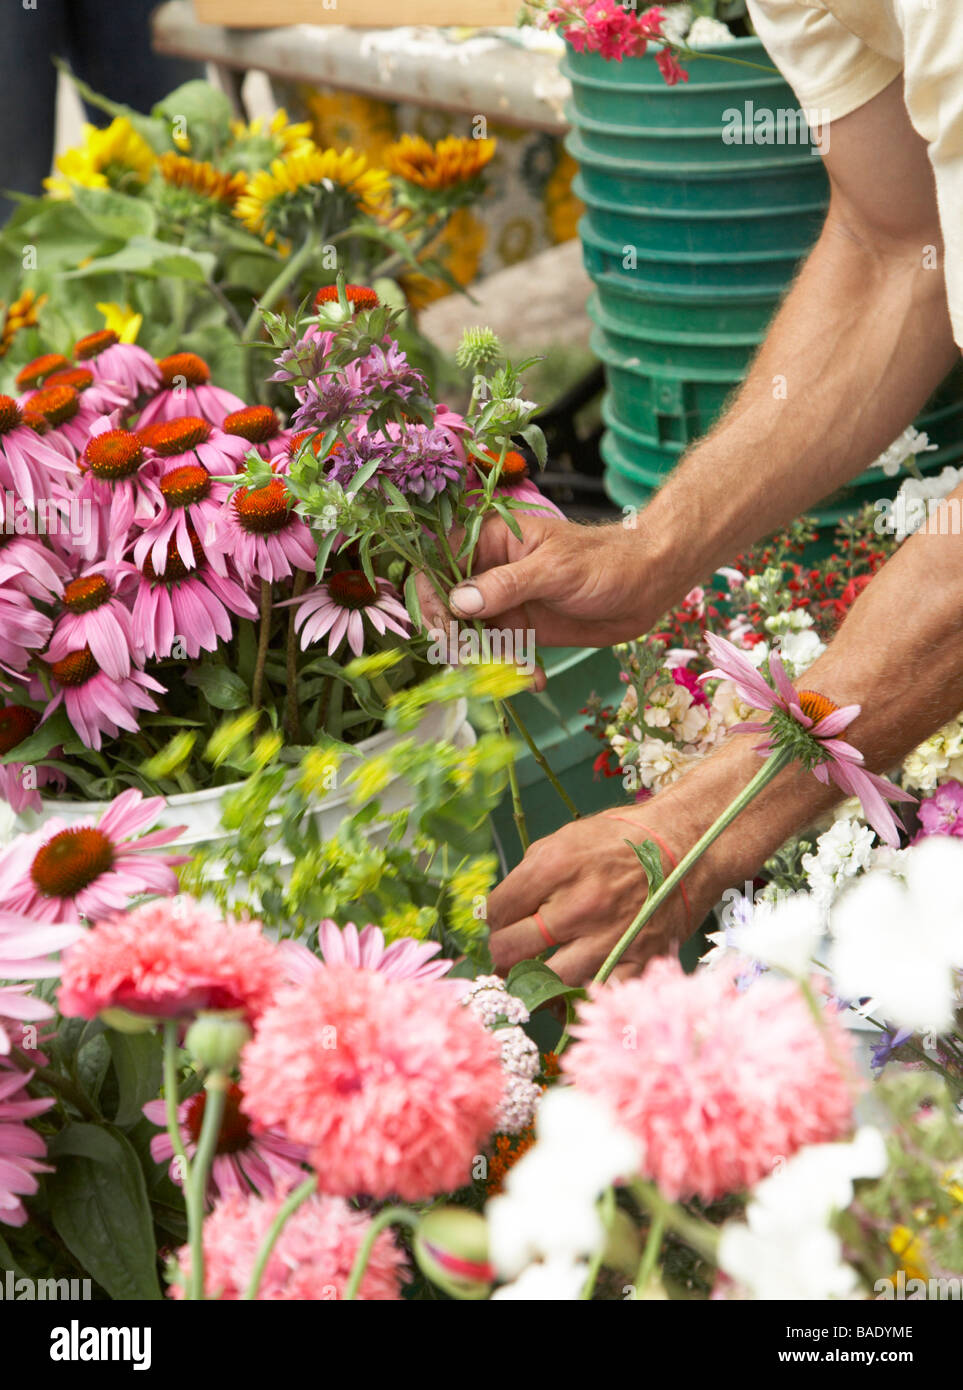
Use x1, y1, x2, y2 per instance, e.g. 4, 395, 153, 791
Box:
448, 557, 544, 619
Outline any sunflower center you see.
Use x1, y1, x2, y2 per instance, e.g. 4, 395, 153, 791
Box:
480, 447, 528, 481
0, 704, 40, 755
222, 405, 280, 443
45, 367, 94, 393
797, 690, 840, 724
233, 478, 290, 534
50, 646, 99, 688
142, 527, 199, 584
159, 463, 211, 508
30, 827, 115, 898
63, 574, 111, 614
74, 329, 118, 360
15, 353, 70, 390
157, 352, 210, 389
26, 384, 79, 426
0, 395, 23, 435
141, 417, 212, 457
83, 429, 144, 479
183, 1082, 251, 1152
329, 569, 377, 609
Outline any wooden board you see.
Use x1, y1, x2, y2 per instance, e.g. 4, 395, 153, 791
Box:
193, 0, 523, 28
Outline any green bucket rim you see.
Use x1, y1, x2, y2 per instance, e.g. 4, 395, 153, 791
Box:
588, 291, 763, 348
573, 172, 828, 223
565, 128, 828, 180
591, 327, 744, 383
587, 267, 785, 307
578, 215, 812, 269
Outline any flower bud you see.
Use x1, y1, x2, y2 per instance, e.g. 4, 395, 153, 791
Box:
184, 1010, 251, 1071
413, 1207, 493, 1300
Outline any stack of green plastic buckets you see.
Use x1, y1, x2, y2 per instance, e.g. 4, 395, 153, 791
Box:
564, 38, 963, 516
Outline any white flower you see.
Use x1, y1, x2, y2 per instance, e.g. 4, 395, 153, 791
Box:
874, 425, 938, 478
802, 818, 876, 906
686, 16, 736, 47
729, 891, 823, 977
901, 714, 963, 791
777, 627, 825, 676
892, 466, 963, 540
828, 837, 963, 1033
766, 607, 814, 636
659, 2, 692, 46
491, 1257, 588, 1301
718, 1128, 888, 1299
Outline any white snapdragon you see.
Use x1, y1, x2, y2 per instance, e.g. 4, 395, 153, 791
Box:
777, 626, 826, 676
728, 891, 824, 978
801, 818, 876, 907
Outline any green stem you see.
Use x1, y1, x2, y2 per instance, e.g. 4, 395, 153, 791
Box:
252, 580, 273, 709
185, 1071, 228, 1301
243, 1174, 317, 1300
344, 1205, 420, 1301
503, 697, 580, 820
243, 231, 318, 344
631, 1211, 665, 1299
11, 1046, 99, 1122
670, 42, 780, 76
496, 698, 530, 854
630, 1179, 719, 1264
162, 1022, 190, 1178
580, 1186, 615, 1300
285, 570, 309, 742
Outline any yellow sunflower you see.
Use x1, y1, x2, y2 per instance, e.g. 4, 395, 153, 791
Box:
44, 117, 156, 198
298, 88, 398, 166
158, 152, 248, 207
226, 108, 316, 171
384, 134, 496, 191
234, 144, 390, 243
0, 289, 47, 357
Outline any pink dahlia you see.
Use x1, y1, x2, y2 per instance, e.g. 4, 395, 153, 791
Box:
132, 454, 233, 576
0, 1058, 53, 1226
285, 571, 410, 657
137, 353, 244, 428
207, 475, 316, 583
130, 542, 257, 660
0, 788, 186, 925
73, 330, 161, 402
46, 569, 143, 681
170, 1187, 406, 1300
282, 920, 454, 983
0, 911, 81, 1053
563, 958, 858, 1203
702, 633, 915, 847
58, 896, 285, 1021
143, 1081, 307, 1200
43, 645, 165, 750
241, 966, 503, 1200
0, 393, 74, 509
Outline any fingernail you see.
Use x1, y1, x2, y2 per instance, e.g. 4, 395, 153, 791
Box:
450, 584, 483, 615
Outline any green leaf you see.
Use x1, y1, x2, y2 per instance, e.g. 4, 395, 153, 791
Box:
404, 572, 423, 630
491, 496, 524, 542
47, 1123, 163, 1300
0, 706, 73, 766
519, 423, 548, 469
625, 838, 665, 895
185, 665, 251, 711
108, 1032, 163, 1130
66, 236, 214, 282
506, 958, 586, 1013
71, 185, 157, 241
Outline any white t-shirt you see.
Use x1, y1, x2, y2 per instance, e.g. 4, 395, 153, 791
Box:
747, 0, 963, 347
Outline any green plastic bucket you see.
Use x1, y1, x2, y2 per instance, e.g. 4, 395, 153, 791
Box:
589, 270, 782, 335
579, 217, 804, 291
589, 292, 760, 373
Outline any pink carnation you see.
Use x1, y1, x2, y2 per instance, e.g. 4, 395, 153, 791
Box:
58, 897, 286, 1023
170, 1188, 406, 1300
563, 959, 857, 1202
241, 966, 504, 1200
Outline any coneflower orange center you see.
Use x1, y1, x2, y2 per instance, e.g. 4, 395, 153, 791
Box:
797, 690, 839, 725
45, 367, 94, 393
50, 647, 99, 688
222, 405, 280, 443
83, 430, 144, 479
289, 429, 326, 457
27, 384, 79, 425
30, 827, 114, 898
329, 569, 377, 609
141, 417, 212, 456
142, 527, 199, 584
74, 329, 118, 360
63, 574, 111, 613
233, 478, 290, 534
157, 352, 210, 389
0, 704, 40, 756
314, 284, 378, 310
15, 353, 69, 389
480, 447, 528, 480
183, 1083, 251, 1152
0, 395, 23, 434
160, 464, 210, 508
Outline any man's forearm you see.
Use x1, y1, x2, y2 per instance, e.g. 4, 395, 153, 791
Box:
638, 208, 958, 608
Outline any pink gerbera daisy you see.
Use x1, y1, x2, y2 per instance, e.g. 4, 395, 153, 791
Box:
132, 455, 233, 576
58, 896, 285, 1021
285, 571, 410, 657
143, 1081, 308, 1201
240, 966, 503, 1201
0, 1058, 54, 1226
137, 353, 244, 428
0, 394, 74, 509
73, 330, 161, 402
0, 703, 65, 813
46, 569, 144, 680
282, 920, 454, 984
208, 475, 316, 583
701, 633, 915, 847
170, 1187, 407, 1300
130, 529, 257, 660
0, 911, 81, 1054
563, 958, 857, 1203
43, 645, 165, 751
0, 788, 186, 925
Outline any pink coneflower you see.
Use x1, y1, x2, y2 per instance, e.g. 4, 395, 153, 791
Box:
19, 382, 110, 456
221, 405, 290, 461
208, 475, 315, 583
43, 645, 164, 751
138, 353, 244, 428
0, 704, 65, 813
132, 457, 232, 576
241, 966, 503, 1201
73, 330, 161, 402
285, 571, 410, 657
563, 958, 857, 1203
0, 788, 186, 925
73, 424, 159, 562
46, 570, 143, 680
0, 394, 74, 509
58, 896, 285, 1021
42, 364, 128, 416
0, 1059, 53, 1226
143, 1081, 308, 1201
131, 528, 257, 659
170, 1187, 406, 1300
0, 911, 81, 1053
0, 534, 69, 601
470, 447, 564, 519
137, 415, 250, 475
702, 633, 915, 847
283, 920, 454, 983
0, 575, 53, 679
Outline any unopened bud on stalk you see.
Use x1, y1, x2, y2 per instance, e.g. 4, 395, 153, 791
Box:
413, 1207, 493, 1300
185, 1010, 251, 1071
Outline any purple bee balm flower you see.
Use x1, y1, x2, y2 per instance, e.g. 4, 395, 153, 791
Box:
382, 424, 465, 502
356, 340, 426, 402
914, 780, 963, 840
290, 371, 367, 434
